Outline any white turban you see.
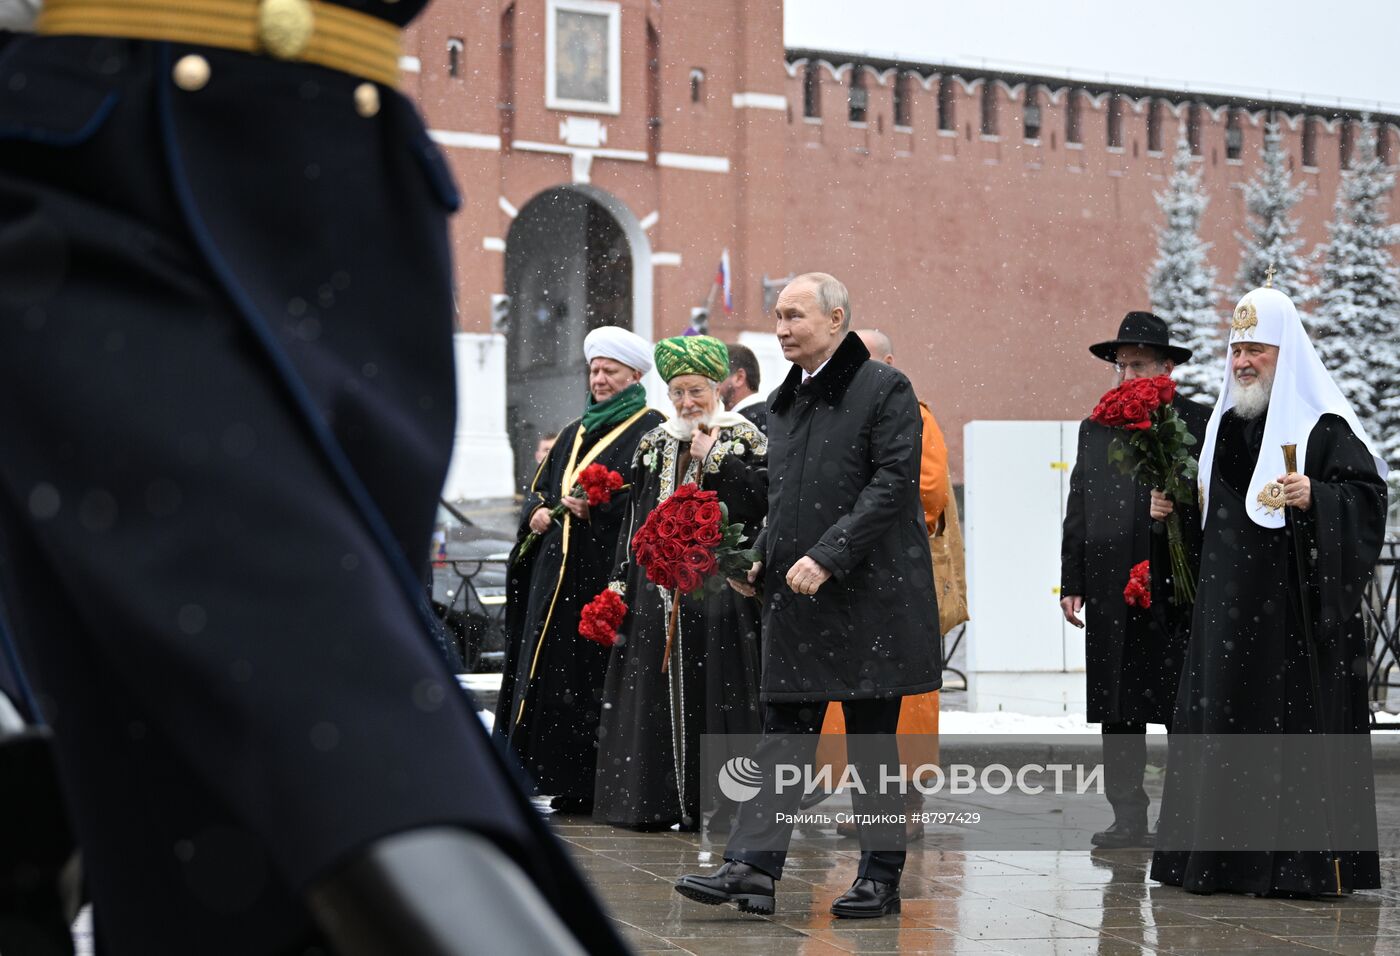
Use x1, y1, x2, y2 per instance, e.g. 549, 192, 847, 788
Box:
583, 326, 653, 374
1196, 287, 1388, 529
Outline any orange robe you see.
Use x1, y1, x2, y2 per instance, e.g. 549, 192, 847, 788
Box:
818, 401, 945, 761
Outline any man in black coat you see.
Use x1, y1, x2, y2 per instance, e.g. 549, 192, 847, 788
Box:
1059, 312, 1211, 849
0, 8, 623, 954
719, 342, 769, 435
676, 273, 941, 919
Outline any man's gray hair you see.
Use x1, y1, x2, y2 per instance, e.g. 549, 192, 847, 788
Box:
793, 272, 851, 330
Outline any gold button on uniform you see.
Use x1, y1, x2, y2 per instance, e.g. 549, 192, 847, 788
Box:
172, 54, 211, 91
258, 0, 315, 60
354, 82, 380, 118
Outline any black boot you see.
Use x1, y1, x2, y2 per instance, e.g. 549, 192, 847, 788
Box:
1090, 819, 1152, 849
674, 861, 775, 915
831, 877, 900, 918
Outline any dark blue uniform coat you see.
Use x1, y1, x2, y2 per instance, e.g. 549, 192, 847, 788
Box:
0, 16, 623, 955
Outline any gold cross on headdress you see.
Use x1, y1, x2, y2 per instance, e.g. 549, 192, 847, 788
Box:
1264, 263, 1277, 288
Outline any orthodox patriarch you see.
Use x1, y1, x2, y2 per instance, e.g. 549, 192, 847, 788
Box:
1151, 287, 1388, 897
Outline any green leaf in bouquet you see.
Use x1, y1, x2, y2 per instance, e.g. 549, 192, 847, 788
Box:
720, 501, 730, 522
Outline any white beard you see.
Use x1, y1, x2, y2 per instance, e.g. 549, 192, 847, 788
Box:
673, 409, 718, 439
1231, 368, 1274, 419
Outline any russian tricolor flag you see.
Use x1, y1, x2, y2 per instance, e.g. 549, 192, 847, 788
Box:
716, 249, 733, 313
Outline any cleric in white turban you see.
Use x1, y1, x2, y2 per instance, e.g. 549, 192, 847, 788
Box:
584, 325, 653, 376
496, 324, 664, 813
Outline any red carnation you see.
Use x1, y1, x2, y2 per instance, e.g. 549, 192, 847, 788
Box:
1123, 560, 1151, 609
579, 588, 628, 646
577, 463, 626, 507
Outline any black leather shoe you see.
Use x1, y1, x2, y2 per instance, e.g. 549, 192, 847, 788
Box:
1090, 820, 1152, 849
674, 861, 775, 915
830, 878, 900, 918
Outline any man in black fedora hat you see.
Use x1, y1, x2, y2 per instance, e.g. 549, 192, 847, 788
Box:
1060, 311, 1211, 848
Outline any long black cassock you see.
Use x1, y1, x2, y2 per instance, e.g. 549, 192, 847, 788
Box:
594, 420, 767, 830
497, 407, 664, 808
1151, 411, 1387, 896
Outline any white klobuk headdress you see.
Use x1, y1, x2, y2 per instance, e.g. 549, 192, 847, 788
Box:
1196, 287, 1388, 529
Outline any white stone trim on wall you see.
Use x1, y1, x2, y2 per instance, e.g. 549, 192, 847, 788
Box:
656, 151, 731, 174
429, 129, 502, 151
732, 92, 788, 111
511, 140, 648, 162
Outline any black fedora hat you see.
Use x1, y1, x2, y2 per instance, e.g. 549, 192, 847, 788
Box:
1088, 311, 1193, 365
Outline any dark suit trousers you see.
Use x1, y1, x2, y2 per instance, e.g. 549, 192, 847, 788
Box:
1102, 721, 1150, 825
726, 698, 905, 884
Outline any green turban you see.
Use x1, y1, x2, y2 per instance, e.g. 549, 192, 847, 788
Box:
653, 334, 730, 383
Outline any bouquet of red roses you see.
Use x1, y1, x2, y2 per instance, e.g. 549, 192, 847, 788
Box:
1123, 560, 1151, 609
630, 483, 759, 597
514, 463, 626, 564
579, 588, 628, 647
1089, 374, 1197, 603
630, 483, 759, 671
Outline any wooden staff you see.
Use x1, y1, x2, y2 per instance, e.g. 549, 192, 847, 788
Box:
661, 593, 679, 674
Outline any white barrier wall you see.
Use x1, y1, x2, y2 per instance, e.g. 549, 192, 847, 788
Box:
964, 420, 1087, 715
442, 332, 515, 500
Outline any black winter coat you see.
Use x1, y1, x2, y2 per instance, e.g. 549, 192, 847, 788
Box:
755, 332, 942, 702
1060, 396, 1211, 724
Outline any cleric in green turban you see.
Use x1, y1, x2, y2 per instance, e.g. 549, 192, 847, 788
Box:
654, 333, 732, 384
593, 334, 770, 832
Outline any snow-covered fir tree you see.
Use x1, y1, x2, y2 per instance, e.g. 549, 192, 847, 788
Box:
1235, 119, 1312, 304
1312, 120, 1400, 493
1148, 134, 1222, 401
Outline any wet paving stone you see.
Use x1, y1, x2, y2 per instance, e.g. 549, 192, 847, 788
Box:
563, 820, 1400, 955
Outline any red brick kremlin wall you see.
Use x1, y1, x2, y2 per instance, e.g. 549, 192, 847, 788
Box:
403, 1, 1398, 479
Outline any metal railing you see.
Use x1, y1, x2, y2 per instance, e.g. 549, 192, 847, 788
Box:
1366, 539, 1400, 729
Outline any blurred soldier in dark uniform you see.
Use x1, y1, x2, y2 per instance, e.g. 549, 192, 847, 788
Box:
0, 3, 624, 953
1060, 312, 1210, 849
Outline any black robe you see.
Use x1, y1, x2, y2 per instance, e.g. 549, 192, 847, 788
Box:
593, 419, 767, 829
496, 407, 664, 807
1151, 412, 1387, 896
1061, 397, 1212, 724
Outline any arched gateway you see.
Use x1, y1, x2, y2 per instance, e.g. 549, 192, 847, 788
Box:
504, 184, 654, 489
